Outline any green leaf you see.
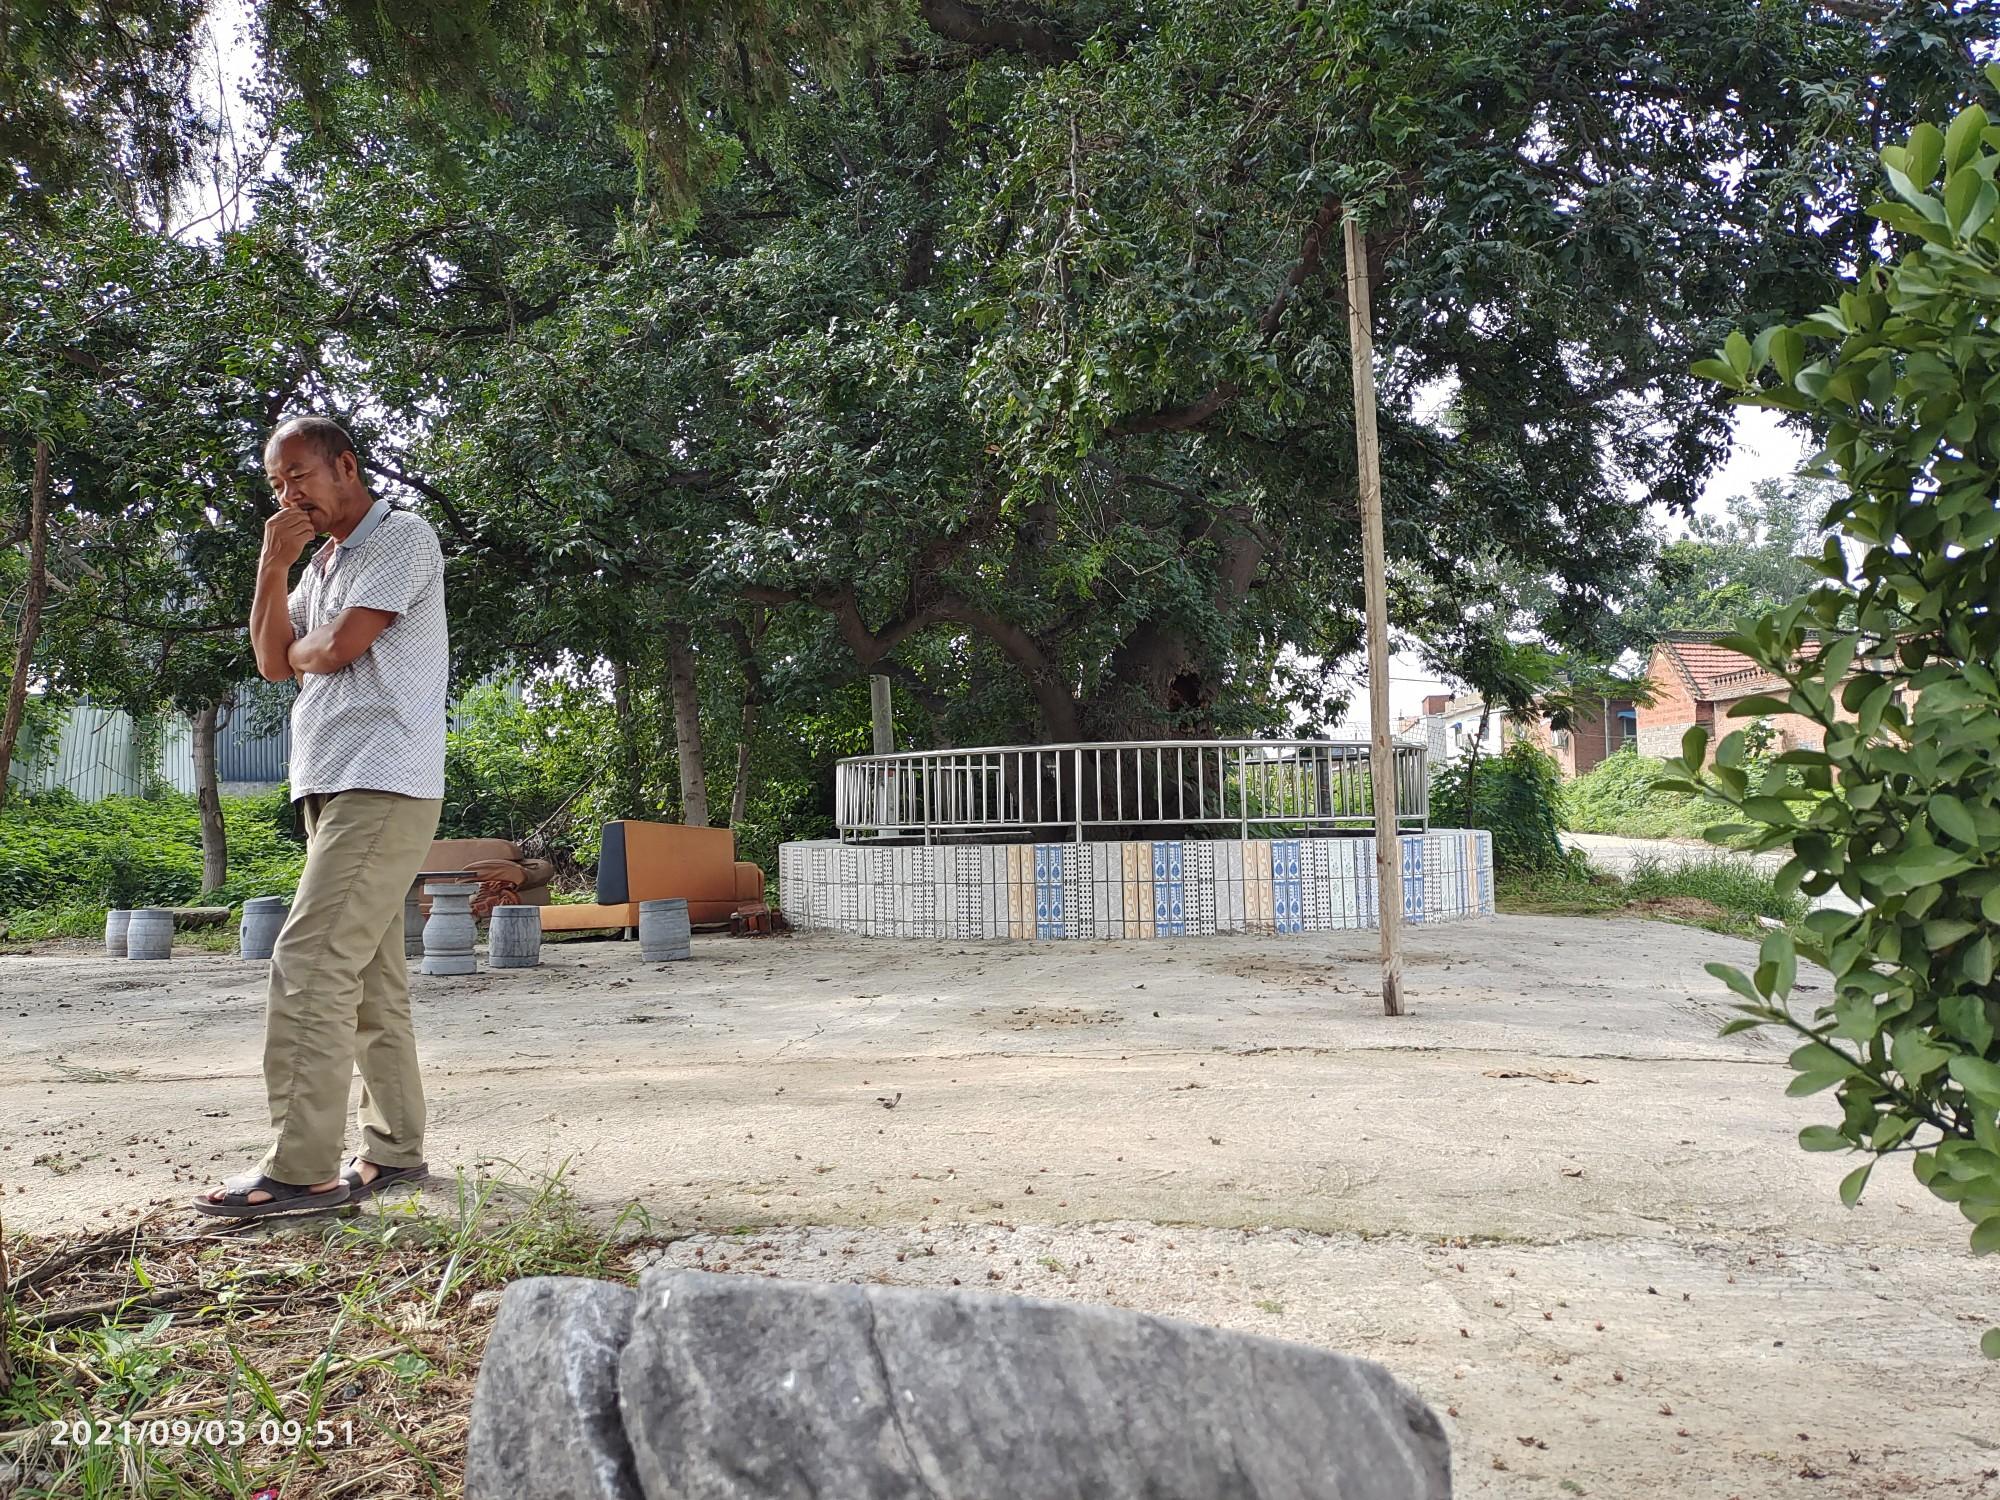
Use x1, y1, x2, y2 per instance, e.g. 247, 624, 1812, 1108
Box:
1930, 793, 1980, 845
1759, 931, 1797, 999
1799, 1125, 1848, 1152
1984, 886, 2000, 924
1891, 1028, 1949, 1083
1769, 326, 1806, 382
1983, 1327, 2000, 1360
1680, 724, 1709, 767
1866, 845, 1972, 892
1974, 1216, 2000, 1255
1706, 961, 1761, 1005
1723, 330, 1753, 377
1964, 935, 1997, 987
1906, 122, 1947, 185
1690, 358, 1740, 386
1950, 1055, 2000, 1105
1725, 694, 1792, 718
1838, 1161, 1872, 1207
1944, 104, 1990, 172
1944, 169, 1999, 240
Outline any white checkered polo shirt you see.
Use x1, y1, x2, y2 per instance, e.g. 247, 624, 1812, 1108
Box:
286, 499, 448, 800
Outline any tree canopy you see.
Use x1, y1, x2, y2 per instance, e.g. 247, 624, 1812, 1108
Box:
1621, 478, 1842, 643
4, 2, 1995, 860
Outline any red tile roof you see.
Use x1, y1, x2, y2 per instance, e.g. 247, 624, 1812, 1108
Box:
1653, 632, 1801, 702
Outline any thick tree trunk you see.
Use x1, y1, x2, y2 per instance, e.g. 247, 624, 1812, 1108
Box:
193, 701, 227, 892
723, 615, 766, 828
0, 439, 52, 813
666, 632, 708, 826
609, 655, 641, 815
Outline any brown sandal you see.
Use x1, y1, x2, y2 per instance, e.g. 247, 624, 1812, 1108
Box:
340, 1158, 430, 1201
193, 1170, 351, 1219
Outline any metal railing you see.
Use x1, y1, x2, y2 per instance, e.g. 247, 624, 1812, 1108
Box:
834, 738, 1428, 844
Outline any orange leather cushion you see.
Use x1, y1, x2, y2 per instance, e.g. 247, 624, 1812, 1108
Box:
602, 821, 740, 904
539, 902, 639, 932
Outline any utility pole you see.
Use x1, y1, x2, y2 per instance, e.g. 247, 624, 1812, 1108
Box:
1343, 216, 1405, 1018
870, 675, 894, 755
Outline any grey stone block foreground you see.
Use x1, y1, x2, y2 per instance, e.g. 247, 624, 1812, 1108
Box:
466, 1270, 1451, 1500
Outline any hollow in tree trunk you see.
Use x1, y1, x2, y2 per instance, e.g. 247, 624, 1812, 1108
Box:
0, 439, 52, 813
666, 632, 708, 826
730, 697, 757, 828
193, 701, 227, 892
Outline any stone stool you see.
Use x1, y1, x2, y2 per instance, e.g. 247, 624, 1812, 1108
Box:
488, 904, 542, 969
408, 868, 477, 958
420, 883, 480, 976
240, 896, 289, 960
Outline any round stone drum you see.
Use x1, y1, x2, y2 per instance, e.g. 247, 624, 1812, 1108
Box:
639, 898, 691, 962
240, 896, 289, 960
125, 908, 174, 961
421, 883, 480, 976
104, 909, 132, 957
487, 904, 542, 969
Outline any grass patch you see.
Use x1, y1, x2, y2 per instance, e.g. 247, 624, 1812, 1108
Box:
1562, 751, 1726, 840
1498, 856, 1805, 940
1, 1166, 672, 1499
1623, 857, 1804, 927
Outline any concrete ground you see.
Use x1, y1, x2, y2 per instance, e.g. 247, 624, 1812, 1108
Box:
2, 917, 1995, 1498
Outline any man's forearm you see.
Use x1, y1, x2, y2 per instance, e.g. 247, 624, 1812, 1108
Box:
287, 624, 346, 676
249, 559, 297, 682
289, 606, 395, 676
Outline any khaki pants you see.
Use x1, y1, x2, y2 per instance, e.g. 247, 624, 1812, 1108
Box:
261, 789, 442, 1184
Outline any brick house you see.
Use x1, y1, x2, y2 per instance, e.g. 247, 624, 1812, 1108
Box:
1633, 631, 1843, 758
1518, 697, 1639, 778
1400, 691, 1637, 778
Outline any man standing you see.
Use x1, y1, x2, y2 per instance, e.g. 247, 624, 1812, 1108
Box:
196, 417, 448, 1217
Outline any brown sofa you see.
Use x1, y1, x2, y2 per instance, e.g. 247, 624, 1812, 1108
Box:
417, 837, 555, 917
540, 821, 766, 934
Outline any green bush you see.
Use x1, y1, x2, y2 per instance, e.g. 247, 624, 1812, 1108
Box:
1562, 750, 1723, 839
0, 789, 304, 924
1430, 740, 1575, 873
1667, 90, 2000, 1358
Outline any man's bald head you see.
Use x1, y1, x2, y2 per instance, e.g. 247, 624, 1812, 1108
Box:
265, 415, 358, 470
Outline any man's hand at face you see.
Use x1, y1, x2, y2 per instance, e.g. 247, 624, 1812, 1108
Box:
262, 506, 317, 568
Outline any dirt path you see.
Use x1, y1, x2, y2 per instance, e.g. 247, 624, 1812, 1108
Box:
3, 917, 1995, 1497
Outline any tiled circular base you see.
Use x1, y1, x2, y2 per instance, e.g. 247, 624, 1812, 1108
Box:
778, 831, 1493, 940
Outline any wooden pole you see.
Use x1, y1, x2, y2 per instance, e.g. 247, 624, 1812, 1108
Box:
1343, 217, 1405, 1017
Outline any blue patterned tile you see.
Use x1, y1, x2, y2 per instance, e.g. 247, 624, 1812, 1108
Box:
1272, 837, 1304, 934
1150, 840, 1187, 935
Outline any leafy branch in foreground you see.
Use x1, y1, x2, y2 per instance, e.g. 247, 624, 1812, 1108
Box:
1662, 73, 2000, 1358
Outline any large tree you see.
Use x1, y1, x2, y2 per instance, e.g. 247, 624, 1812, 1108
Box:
0, 192, 310, 874
283, 1, 1988, 743
8, 2, 1991, 844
